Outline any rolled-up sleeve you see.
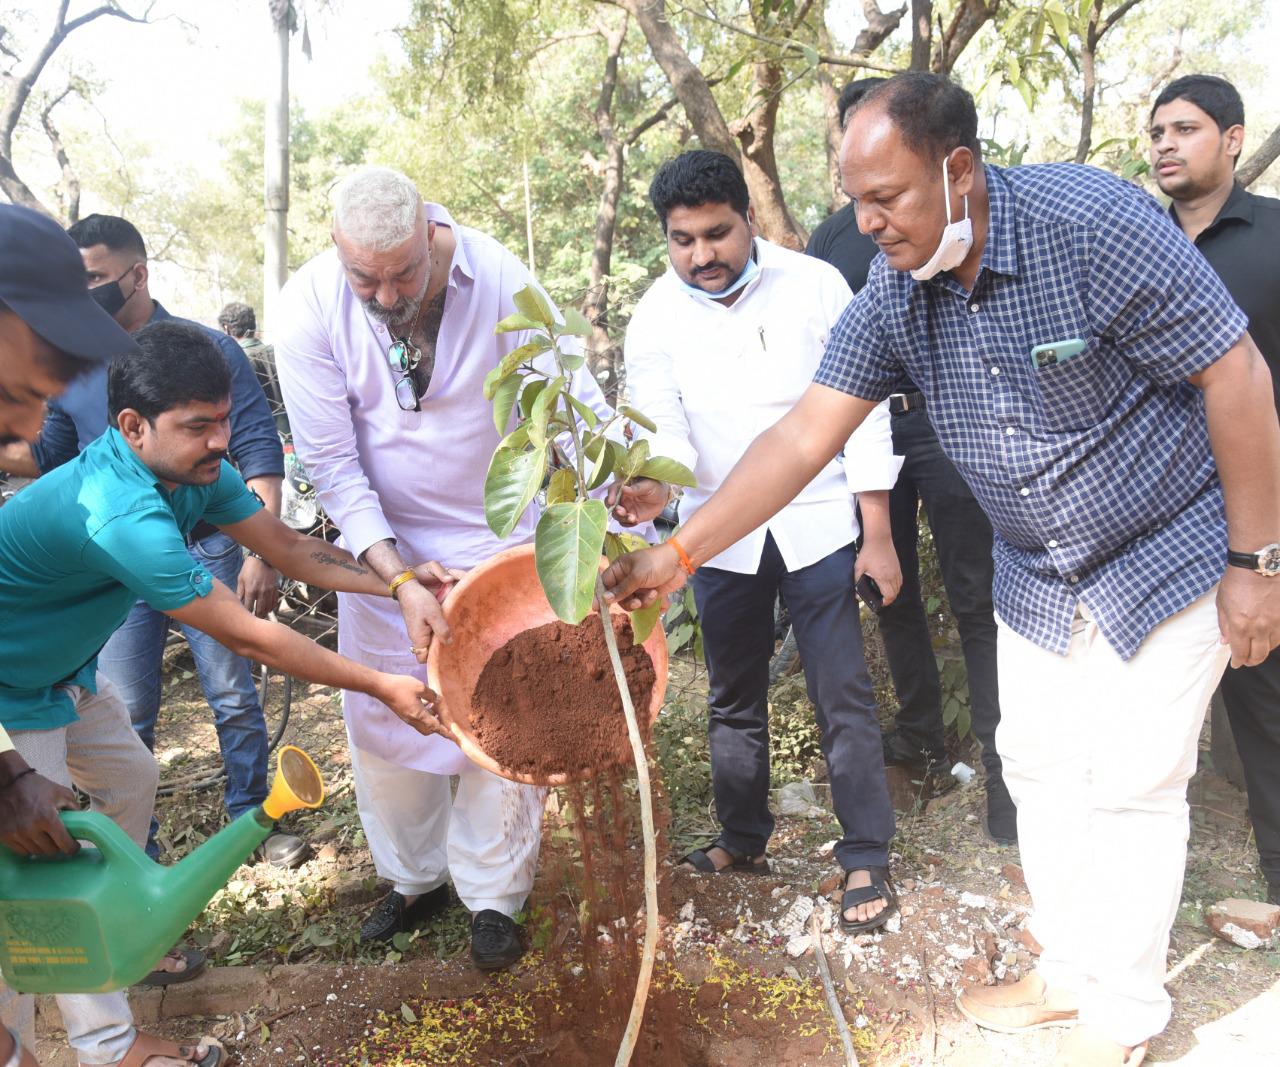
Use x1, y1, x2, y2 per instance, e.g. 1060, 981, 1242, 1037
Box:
619, 300, 699, 472
219, 335, 285, 481
842, 399, 901, 494
274, 274, 396, 560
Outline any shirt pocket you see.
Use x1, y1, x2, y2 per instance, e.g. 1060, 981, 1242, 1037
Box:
1029, 339, 1131, 432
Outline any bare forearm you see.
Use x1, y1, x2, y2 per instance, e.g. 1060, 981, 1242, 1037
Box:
245, 475, 283, 518
0, 441, 39, 478
273, 532, 388, 597
678, 385, 878, 567
234, 614, 390, 697
360, 538, 413, 583
857, 490, 893, 545
1198, 339, 1280, 552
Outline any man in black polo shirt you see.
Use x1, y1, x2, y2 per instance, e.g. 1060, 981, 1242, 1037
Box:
1151, 73, 1280, 906
808, 78, 1013, 844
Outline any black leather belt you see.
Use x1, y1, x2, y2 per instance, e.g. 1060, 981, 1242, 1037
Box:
186, 520, 220, 545
888, 391, 926, 415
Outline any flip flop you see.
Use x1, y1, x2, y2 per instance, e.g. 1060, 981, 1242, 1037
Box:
678, 839, 771, 874
839, 865, 899, 935
86, 1031, 223, 1067
136, 946, 207, 987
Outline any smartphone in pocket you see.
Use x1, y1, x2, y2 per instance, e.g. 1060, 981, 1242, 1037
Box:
1030, 337, 1086, 370
856, 573, 885, 614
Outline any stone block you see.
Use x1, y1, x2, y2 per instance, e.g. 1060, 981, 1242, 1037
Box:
1205, 898, 1280, 949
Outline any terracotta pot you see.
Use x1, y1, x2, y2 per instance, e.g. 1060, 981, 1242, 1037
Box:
427, 544, 669, 786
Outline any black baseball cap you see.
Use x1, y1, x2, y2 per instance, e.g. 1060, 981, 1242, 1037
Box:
0, 203, 138, 364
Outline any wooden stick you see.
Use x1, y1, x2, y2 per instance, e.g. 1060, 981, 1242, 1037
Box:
809, 911, 860, 1067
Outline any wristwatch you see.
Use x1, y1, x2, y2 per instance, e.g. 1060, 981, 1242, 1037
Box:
1227, 542, 1280, 577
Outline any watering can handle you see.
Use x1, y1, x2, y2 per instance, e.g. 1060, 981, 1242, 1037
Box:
57, 810, 141, 865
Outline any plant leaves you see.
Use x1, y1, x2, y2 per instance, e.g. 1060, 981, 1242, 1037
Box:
513, 284, 555, 328
482, 337, 550, 399
622, 439, 651, 482
535, 499, 609, 623
500, 422, 531, 451
560, 353, 586, 372
636, 456, 696, 487
619, 405, 657, 433
484, 444, 547, 538
529, 375, 564, 447
584, 435, 615, 491
520, 378, 547, 419
561, 306, 593, 337
546, 468, 577, 505
565, 392, 599, 429
630, 601, 661, 644
495, 311, 542, 334
491, 373, 521, 435
603, 531, 626, 562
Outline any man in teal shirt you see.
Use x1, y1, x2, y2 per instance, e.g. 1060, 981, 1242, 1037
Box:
0, 321, 455, 1067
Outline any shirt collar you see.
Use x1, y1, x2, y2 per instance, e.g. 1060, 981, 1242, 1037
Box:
1168, 182, 1255, 235
977, 164, 1020, 279
148, 300, 172, 325
423, 202, 474, 283
103, 427, 167, 493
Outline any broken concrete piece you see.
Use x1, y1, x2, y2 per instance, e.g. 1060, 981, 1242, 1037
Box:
785, 933, 813, 958
777, 781, 820, 816
1205, 898, 1280, 948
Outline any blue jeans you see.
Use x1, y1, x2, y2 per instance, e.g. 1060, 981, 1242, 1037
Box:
98, 531, 270, 856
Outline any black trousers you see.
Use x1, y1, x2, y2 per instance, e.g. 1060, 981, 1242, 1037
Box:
878, 406, 1006, 793
1218, 647, 1280, 893
692, 534, 895, 871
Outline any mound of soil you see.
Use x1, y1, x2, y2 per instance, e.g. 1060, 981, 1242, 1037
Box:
470, 615, 656, 780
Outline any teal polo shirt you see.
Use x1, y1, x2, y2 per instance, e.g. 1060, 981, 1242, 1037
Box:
0, 428, 261, 732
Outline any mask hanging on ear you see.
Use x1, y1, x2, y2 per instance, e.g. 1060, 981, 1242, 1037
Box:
911, 155, 972, 281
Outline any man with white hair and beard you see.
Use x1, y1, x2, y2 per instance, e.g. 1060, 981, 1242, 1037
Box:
274, 167, 615, 970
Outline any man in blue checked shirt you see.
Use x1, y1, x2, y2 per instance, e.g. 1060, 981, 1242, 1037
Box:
604, 73, 1280, 1067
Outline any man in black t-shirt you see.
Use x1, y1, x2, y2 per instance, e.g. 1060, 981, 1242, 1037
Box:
807, 78, 1013, 844
1152, 74, 1280, 905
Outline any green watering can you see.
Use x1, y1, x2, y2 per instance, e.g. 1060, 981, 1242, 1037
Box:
0, 745, 324, 994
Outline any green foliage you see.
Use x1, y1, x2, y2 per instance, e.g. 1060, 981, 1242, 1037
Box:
534, 499, 609, 623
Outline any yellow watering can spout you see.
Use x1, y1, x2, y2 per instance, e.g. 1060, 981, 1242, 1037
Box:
262, 745, 325, 820
0, 746, 326, 994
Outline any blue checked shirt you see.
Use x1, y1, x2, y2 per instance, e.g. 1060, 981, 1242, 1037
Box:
816, 163, 1249, 659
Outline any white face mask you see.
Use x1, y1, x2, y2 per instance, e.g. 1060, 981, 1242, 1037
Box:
910, 154, 972, 281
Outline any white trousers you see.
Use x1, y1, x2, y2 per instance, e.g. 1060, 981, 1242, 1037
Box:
996, 589, 1229, 1046
0, 677, 158, 1065
348, 741, 545, 916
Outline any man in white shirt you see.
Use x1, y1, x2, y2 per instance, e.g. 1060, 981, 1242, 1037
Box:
619, 150, 904, 933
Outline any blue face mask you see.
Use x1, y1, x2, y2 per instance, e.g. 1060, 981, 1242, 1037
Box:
676, 244, 761, 305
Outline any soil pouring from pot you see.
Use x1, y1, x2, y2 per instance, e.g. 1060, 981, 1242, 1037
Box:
470, 614, 657, 780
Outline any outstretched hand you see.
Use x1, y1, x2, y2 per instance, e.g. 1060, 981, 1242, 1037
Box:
0, 753, 80, 857
601, 542, 687, 611
605, 478, 669, 527
379, 675, 446, 737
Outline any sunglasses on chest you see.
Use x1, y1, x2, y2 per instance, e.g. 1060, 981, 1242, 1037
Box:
387, 335, 427, 412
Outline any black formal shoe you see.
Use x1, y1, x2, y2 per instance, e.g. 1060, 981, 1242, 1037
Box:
470, 909, 525, 971
984, 775, 1018, 846
359, 885, 452, 944
254, 832, 311, 870
882, 730, 955, 795
1268, 882, 1280, 907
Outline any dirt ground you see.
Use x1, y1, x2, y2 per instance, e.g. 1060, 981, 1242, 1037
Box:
33, 639, 1280, 1067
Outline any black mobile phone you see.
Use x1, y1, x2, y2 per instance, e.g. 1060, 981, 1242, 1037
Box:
856, 573, 885, 614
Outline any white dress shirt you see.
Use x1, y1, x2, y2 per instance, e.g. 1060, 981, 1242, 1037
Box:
624, 237, 901, 575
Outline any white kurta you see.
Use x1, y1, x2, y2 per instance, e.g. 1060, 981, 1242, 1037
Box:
274, 205, 613, 773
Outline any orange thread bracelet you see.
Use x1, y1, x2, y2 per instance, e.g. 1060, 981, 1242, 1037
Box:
668, 536, 697, 576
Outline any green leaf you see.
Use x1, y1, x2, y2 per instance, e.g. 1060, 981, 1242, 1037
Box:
513, 284, 555, 328
500, 422, 531, 451
561, 306, 593, 337
1007, 54, 1021, 85
585, 435, 616, 491
614, 532, 650, 554
667, 621, 694, 652
1015, 76, 1035, 112
1047, 5, 1072, 48
491, 373, 520, 435
391, 932, 412, 952
565, 393, 599, 429
603, 531, 626, 562
484, 445, 547, 538
561, 353, 586, 372
636, 456, 696, 488
482, 338, 550, 400
495, 311, 542, 334
798, 43, 820, 68
630, 601, 661, 644
534, 499, 609, 623
546, 468, 577, 505
520, 379, 547, 419
529, 374, 564, 447
400, 1002, 417, 1024
619, 405, 657, 433
622, 439, 651, 482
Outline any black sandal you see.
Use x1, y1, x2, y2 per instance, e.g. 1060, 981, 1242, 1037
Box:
839, 865, 898, 934
678, 839, 771, 875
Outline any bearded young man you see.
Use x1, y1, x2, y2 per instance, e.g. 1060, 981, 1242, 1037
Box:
1151, 73, 1280, 910
605, 73, 1280, 1067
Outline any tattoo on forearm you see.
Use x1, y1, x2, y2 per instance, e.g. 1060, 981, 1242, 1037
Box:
311, 550, 368, 576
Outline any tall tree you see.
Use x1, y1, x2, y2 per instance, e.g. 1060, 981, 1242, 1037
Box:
0, 1, 149, 219
263, 0, 292, 336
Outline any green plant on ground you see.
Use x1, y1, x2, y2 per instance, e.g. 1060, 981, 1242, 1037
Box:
481, 283, 695, 1067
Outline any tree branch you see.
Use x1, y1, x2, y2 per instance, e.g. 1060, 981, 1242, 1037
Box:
1099, 0, 1144, 38
1239, 123, 1280, 188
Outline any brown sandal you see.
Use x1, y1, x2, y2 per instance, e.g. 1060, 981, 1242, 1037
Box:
103, 1031, 224, 1067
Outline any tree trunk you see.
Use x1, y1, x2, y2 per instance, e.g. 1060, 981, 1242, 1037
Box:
41, 103, 79, 224
618, 0, 738, 160
1074, 0, 1103, 164
1239, 122, 1280, 188
733, 57, 806, 249
910, 0, 933, 71
815, 18, 845, 216
933, 0, 1000, 74
263, 8, 290, 337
